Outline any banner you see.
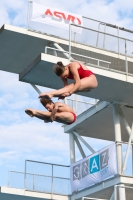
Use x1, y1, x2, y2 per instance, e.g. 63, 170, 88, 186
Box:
70, 143, 117, 192
31, 2, 83, 34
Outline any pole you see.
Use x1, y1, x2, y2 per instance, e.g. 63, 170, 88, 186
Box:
113, 104, 122, 174
69, 23, 72, 60
69, 133, 75, 164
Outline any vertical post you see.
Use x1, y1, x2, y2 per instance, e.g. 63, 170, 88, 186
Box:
27, 0, 30, 30
97, 60, 99, 66
64, 97, 68, 105
69, 23, 71, 60
114, 185, 117, 200
113, 104, 122, 174
74, 32, 76, 43
103, 24, 106, 49
51, 164, 53, 199
8, 171, 10, 187
69, 133, 75, 164
125, 39, 128, 81
122, 123, 133, 174
96, 23, 100, 47
118, 184, 126, 200
24, 160, 26, 190
33, 174, 35, 190
75, 95, 78, 114
117, 27, 120, 56
132, 145, 133, 175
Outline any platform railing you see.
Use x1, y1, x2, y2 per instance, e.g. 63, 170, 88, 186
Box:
45, 46, 111, 68
69, 23, 133, 78
64, 96, 98, 115
8, 170, 71, 196
24, 160, 71, 196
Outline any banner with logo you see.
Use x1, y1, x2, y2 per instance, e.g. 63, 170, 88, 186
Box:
30, 2, 83, 34
70, 143, 117, 192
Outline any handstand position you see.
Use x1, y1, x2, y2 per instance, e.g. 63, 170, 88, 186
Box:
25, 98, 76, 125
39, 61, 98, 99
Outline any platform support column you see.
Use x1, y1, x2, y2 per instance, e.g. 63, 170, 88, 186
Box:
118, 184, 126, 200
113, 104, 122, 174
69, 133, 75, 164
132, 145, 133, 175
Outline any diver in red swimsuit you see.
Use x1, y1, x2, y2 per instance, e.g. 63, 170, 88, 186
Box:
39, 61, 98, 99
25, 98, 76, 125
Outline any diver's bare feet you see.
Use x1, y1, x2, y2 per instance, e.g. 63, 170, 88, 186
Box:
39, 93, 53, 99
25, 109, 36, 117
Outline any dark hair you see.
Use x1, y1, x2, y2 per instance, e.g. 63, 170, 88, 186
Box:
40, 98, 54, 107
54, 61, 65, 76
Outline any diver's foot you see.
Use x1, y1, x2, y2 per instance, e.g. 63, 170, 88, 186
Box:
39, 93, 53, 99
25, 109, 36, 117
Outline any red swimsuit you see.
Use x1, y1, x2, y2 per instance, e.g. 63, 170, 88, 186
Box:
67, 63, 94, 79
67, 112, 77, 125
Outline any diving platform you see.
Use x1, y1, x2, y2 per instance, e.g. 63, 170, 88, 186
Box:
1, 24, 133, 107
0, 186, 70, 200
64, 101, 133, 142
19, 53, 133, 107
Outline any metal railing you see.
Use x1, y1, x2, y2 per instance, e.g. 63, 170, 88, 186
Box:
69, 23, 133, 78
8, 170, 71, 196
45, 46, 111, 68
24, 160, 71, 196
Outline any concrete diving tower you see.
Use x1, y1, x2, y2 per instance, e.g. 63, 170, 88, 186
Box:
1, 24, 133, 200
1, 24, 133, 106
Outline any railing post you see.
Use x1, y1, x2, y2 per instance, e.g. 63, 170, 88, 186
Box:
33, 174, 35, 190
117, 27, 120, 56
75, 95, 78, 114
26, 0, 31, 30
69, 23, 71, 60
51, 164, 54, 199
8, 171, 10, 187
24, 160, 26, 190
125, 39, 128, 81
103, 24, 106, 49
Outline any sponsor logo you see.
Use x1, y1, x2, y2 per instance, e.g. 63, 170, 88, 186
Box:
72, 148, 109, 180
42, 9, 81, 25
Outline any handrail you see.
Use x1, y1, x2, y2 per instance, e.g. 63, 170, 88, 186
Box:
45, 46, 111, 65
25, 159, 70, 167
70, 23, 133, 43
82, 16, 133, 34
9, 170, 70, 180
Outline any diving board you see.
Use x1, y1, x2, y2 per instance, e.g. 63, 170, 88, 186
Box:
19, 53, 133, 107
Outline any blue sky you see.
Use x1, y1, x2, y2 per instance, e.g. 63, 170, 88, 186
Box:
0, 0, 133, 187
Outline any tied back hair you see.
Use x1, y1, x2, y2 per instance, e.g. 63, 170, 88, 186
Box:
54, 61, 65, 76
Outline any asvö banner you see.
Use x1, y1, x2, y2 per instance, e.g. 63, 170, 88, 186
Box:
70, 143, 117, 192
31, 2, 83, 34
